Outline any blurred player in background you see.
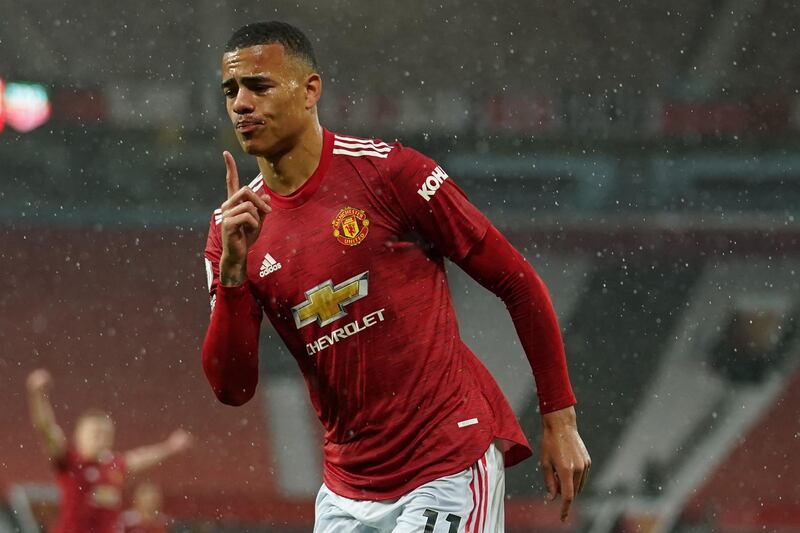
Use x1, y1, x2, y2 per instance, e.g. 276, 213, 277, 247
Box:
202, 21, 590, 532
121, 482, 171, 533
26, 369, 192, 533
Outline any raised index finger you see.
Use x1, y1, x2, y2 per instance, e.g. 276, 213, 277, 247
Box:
223, 151, 240, 199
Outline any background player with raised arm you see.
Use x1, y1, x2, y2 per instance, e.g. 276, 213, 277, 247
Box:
26, 369, 192, 533
202, 21, 591, 532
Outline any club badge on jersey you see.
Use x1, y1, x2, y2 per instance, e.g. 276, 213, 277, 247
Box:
332, 207, 370, 246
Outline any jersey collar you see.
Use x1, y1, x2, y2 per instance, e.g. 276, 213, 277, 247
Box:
261, 128, 334, 209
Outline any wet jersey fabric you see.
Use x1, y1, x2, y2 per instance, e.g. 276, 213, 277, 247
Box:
51, 447, 126, 533
205, 129, 539, 499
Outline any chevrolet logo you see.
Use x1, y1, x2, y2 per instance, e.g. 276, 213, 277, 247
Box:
292, 271, 369, 329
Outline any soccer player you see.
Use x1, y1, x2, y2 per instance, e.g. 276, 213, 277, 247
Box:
202, 21, 590, 532
26, 369, 192, 533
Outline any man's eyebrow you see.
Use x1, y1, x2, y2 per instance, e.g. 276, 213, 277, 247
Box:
221, 75, 274, 89
241, 75, 274, 84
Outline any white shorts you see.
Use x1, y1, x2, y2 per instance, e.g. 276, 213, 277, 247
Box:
314, 442, 505, 533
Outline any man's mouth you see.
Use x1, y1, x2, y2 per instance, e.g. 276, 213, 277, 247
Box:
236, 119, 264, 133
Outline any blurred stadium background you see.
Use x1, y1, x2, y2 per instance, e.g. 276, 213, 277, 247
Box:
2, 1, 799, 531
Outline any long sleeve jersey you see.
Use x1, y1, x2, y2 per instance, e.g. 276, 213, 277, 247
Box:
203, 129, 575, 500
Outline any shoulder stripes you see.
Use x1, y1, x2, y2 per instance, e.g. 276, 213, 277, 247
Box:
249, 174, 265, 193
213, 174, 264, 225
213, 134, 392, 227
333, 134, 393, 159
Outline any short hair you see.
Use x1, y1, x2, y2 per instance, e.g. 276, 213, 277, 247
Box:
225, 21, 319, 72
77, 409, 112, 426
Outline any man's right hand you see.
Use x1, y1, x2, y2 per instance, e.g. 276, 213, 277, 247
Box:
218, 151, 271, 286
166, 429, 193, 453
27, 369, 52, 394
27, 368, 67, 459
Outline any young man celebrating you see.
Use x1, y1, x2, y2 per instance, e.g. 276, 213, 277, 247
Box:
203, 21, 590, 532
26, 369, 192, 533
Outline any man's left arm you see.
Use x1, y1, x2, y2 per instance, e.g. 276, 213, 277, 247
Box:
382, 146, 590, 520
453, 224, 591, 522
123, 429, 193, 474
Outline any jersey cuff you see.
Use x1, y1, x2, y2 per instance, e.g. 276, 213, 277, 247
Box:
538, 393, 578, 414
216, 282, 250, 296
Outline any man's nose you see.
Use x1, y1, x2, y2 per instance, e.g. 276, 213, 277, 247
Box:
233, 89, 255, 114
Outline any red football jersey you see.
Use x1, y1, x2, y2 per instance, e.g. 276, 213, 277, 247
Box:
205, 130, 531, 499
51, 447, 126, 533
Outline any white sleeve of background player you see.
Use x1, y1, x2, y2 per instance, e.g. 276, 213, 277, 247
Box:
204, 214, 223, 312
204, 257, 215, 311
386, 145, 491, 261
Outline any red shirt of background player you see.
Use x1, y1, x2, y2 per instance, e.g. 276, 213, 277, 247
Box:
51, 447, 126, 533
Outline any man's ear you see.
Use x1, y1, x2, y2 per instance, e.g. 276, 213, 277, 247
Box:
305, 73, 322, 109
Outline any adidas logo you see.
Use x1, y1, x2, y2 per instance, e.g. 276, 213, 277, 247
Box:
259, 253, 282, 277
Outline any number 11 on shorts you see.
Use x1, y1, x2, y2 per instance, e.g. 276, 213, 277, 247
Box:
423, 509, 461, 533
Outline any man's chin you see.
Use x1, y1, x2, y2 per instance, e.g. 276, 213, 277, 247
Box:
240, 139, 270, 156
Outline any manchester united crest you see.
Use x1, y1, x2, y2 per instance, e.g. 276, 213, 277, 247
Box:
332, 207, 370, 246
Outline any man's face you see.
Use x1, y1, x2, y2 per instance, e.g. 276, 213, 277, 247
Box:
221, 44, 314, 157
74, 416, 114, 459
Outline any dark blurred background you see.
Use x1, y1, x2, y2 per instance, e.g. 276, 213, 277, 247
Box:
1, 1, 799, 532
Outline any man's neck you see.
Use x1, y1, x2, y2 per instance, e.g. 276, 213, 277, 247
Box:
77, 449, 108, 462
257, 123, 324, 196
